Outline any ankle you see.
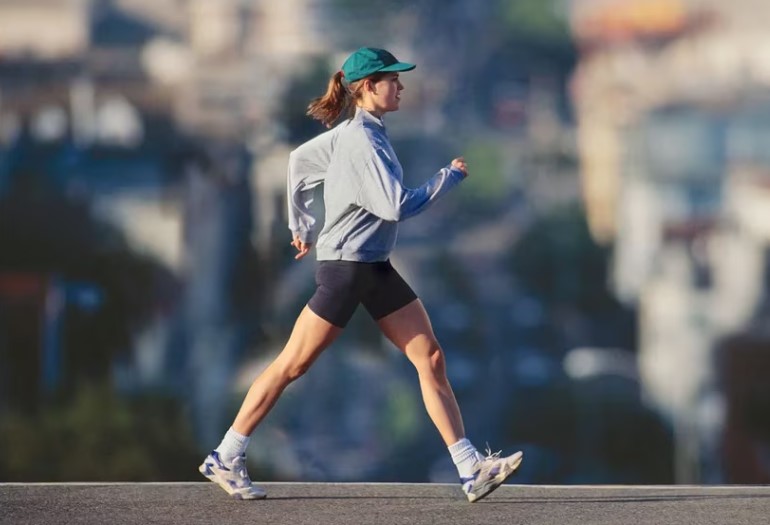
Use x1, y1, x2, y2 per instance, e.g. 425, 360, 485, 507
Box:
448, 438, 481, 479
214, 427, 250, 465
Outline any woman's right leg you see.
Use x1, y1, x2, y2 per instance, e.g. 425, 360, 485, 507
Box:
202, 306, 340, 499
231, 305, 342, 436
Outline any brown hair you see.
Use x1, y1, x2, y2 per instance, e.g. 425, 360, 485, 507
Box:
306, 71, 387, 128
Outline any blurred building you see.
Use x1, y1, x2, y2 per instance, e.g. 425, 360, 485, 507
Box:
571, 0, 770, 482
0, 0, 248, 446
0, 0, 92, 60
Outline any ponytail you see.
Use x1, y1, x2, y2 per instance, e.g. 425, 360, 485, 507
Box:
306, 70, 351, 128
307, 70, 387, 128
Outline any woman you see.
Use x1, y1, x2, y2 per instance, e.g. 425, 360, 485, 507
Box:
199, 47, 522, 503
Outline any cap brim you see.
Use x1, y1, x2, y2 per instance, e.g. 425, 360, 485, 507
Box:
380, 62, 416, 73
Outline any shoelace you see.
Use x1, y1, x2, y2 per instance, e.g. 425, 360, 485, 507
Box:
231, 458, 252, 487
483, 442, 502, 460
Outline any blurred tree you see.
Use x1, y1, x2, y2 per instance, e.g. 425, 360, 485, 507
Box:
325, 0, 415, 49
473, 0, 577, 126
0, 385, 200, 481
509, 204, 613, 312
278, 57, 334, 145
506, 204, 636, 350
499, 0, 573, 44
457, 140, 505, 208
0, 167, 177, 406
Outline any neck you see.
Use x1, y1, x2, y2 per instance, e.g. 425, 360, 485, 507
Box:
357, 104, 383, 118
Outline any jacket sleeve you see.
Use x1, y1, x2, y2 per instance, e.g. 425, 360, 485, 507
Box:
286, 130, 335, 242
355, 146, 465, 222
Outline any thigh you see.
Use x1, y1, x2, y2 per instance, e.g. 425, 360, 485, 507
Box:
376, 298, 438, 356
307, 261, 363, 328
276, 305, 343, 368
361, 261, 418, 322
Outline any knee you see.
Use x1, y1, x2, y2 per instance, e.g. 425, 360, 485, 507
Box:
409, 338, 446, 376
276, 359, 312, 383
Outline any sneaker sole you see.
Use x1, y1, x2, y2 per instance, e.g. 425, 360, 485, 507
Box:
198, 462, 267, 500
467, 451, 523, 503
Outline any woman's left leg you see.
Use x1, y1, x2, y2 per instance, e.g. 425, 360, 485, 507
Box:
376, 298, 465, 446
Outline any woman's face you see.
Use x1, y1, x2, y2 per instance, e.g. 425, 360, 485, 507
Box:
364, 73, 404, 115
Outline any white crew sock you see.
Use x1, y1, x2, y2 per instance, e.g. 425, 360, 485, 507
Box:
448, 438, 483, 479
214, 427, 250, 465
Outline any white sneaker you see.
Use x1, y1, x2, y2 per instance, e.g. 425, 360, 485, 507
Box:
199, 451, 267, 500
461, 448, 523, 503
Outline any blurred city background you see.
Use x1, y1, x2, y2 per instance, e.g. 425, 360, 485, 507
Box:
0, 0, 768, 485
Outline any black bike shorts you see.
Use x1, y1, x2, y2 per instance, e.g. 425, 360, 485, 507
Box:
307, 260, 418, 328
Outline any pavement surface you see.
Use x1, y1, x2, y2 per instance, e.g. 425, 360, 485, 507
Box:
2, 482, 769, 525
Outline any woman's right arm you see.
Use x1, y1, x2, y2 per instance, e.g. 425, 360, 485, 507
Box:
287, 128, 337, 244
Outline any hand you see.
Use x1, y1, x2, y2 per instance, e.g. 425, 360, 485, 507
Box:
290, 235, 312, 260
451, 156, 468, 177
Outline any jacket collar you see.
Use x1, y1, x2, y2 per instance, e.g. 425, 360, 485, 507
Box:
355, 106, 386, 130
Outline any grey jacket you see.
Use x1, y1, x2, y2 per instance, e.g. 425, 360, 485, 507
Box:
287, 107, 464, 262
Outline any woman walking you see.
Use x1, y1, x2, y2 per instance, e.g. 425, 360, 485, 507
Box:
199, 47, 522, 503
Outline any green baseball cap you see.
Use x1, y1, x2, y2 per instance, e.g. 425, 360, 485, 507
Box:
341, 47, 416, 83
